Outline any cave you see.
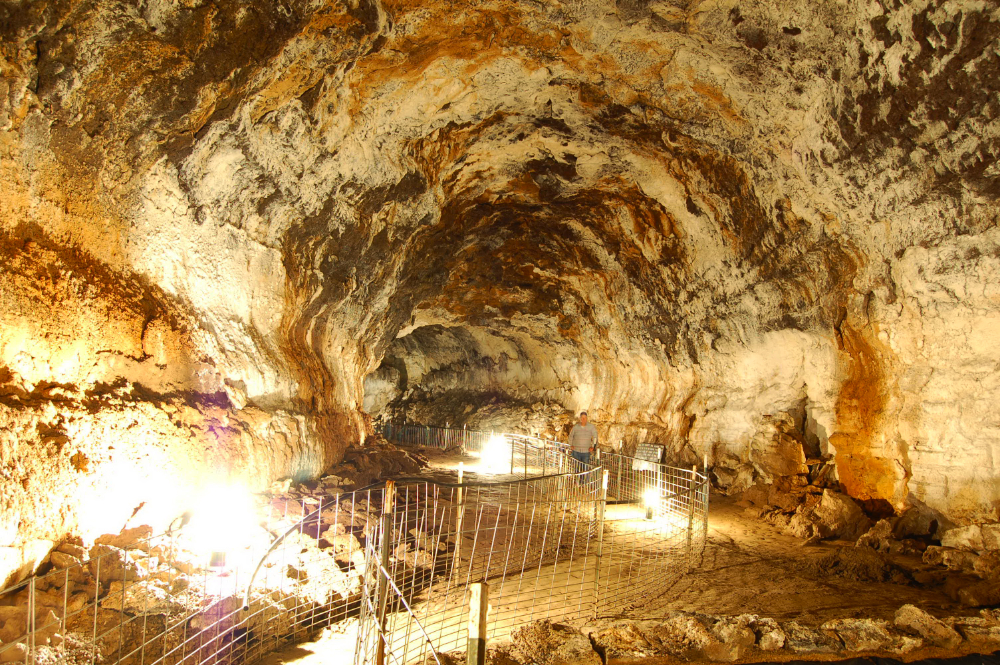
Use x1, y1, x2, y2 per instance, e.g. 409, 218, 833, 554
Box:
1, 0, 1000, 664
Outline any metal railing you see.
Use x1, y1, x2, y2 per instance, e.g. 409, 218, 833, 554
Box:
0, 493, 386, 665
0, 425, 709, 665
362, 424, 710, 663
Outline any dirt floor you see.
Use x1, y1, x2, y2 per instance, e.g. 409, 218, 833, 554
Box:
623, 494, 974, 624
414, 447, 974, 625
259, 447, 979, 665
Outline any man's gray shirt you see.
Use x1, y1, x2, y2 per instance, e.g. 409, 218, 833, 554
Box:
568, 422, 599, 452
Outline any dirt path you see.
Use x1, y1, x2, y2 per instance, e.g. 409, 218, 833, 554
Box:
638, 495, 973, 624
415, 447, 971, 625
259, 448, 979, 665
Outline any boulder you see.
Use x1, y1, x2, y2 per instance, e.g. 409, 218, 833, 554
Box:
55, 543, 88, 560
754, 617, 786, 650
327, 533, 362, 564
100, 580, 187, 615
983, 524, 1000, 550
712, 464, 755, 495
707, 615, 757, 662
857, 519, 894, 551
94, 526, 153, 551
748, 415, 808, 481
509, 620, 600, 665
49, 551, 81, 570
592, 617, 717, 660
269, 478, 292, 494
32, 609, 60, 638
550, 633, 601, 665
349, 550, 367, 574
811, 546, 904, 583
973, 550, 1000, 579
923, 545, 980, 572
269, 498, 307, 524
0, 643, 27, 663
0, 541, 52, 588
821, 618, 908, 653
812, 490, 871, 541
0, 607, 26, 625
0, 623, 23, 644
410, 528, 447, 553
88, 544, 144, 583
29, 589, 67, 613
0, 607, 26, 643
49, 551, 90, 585
66, 592, 90, 614
409, 550, 436, 568
892, 503, 940, 539
787, 508, 819, 540
591, 621, 655, 658
953, 615, 1000, 648
941, 525, 985, 551
782, 621, 842, 653
958, 581, 1000, 607
894, 604, 962, 648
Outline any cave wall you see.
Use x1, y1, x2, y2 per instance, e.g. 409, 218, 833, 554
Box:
1, 0, 999, 583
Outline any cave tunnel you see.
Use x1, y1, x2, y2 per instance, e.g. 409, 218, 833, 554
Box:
1, 0, 1000, 663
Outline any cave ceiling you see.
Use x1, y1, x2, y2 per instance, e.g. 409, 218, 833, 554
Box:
1, 0, 999, 542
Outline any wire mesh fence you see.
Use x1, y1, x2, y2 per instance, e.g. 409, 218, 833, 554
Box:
362, 425, 710, 663
0, 426, 708, 665
0, 491, 385, 665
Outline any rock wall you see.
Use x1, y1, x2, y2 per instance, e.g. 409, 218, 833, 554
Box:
1, 0, 999, 584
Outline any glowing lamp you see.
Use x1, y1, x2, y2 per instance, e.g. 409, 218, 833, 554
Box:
182, 481, 260, 568
480, 434, 512, 474
643, 487, 659, 520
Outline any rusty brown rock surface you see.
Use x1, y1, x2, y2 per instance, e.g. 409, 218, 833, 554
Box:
1, 0, 999, 585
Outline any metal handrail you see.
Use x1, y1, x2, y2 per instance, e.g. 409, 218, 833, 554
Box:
366, 559, 443, 665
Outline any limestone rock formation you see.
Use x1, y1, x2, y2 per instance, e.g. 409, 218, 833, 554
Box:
1, 0, 999, 585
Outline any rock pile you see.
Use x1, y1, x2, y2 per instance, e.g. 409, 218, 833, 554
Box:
712, 415, 820, 496
0, 443, 435, 665
494, 607, 1000, 665
740, 483, 874, 543
735, 465, 1000, 607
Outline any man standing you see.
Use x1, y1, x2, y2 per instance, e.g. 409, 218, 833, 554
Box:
567, 411, 598, 466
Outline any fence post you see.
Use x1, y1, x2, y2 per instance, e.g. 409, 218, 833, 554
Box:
615, 455, 623, 500
686, 466, 696, 570
28, 574, 35, 662
655, 462, 663, 512
375, 481, 396, 665
453, 463, 465, 573
593, 469, 609, 618
467, 582, 489, 665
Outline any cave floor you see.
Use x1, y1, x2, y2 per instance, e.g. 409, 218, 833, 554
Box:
629, 494, 972, 623
259, 447, 976, 665
411, 447, 974, 624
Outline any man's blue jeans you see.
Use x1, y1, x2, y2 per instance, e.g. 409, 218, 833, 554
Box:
570, 450, 590, 467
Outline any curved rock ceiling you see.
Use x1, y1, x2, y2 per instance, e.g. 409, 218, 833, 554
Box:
1, 0, 999, 580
